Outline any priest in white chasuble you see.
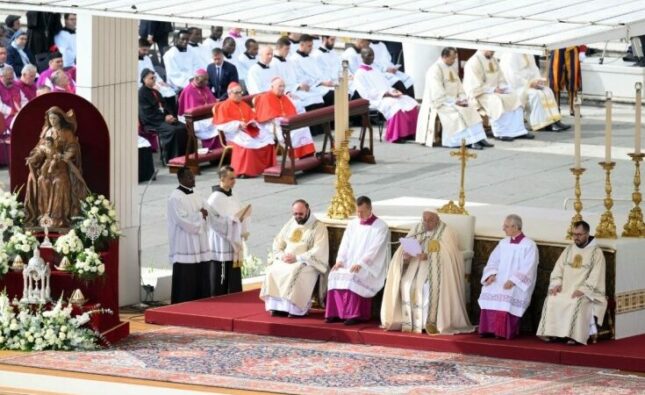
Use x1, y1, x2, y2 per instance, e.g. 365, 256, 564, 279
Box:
206, 166, 247, 296
260, 199, 329, 317
326, 196, 389, 325
246, 46, 279, 95
354, 47, 419, 143
381, 211, 474, 334
537, 221, 607, 345
167, 167, 214, 304
416, 47, 491, 150
463, 50, 533, 141
478, 214, 539, 339
500, 52, 569, 132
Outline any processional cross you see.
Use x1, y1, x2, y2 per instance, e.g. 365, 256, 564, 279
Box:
438, 139, 477, 215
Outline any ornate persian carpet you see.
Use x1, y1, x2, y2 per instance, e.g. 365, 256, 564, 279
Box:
0, 327, 643, 394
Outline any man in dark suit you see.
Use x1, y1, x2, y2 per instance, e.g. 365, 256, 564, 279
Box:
207, 48, 239, 100
139, 20, 173, 57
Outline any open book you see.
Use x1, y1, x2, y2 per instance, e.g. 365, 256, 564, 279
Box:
399, 237, 422, 256
235, 204, 252, 222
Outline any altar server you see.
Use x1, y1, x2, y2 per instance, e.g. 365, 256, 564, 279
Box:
163, 30, 203, 91
203, 26, 223, 53
312, 36, 341, 84
177, 68, 218, 141
53, 13, 76, 67
288, 34, 334, 107
463, 50, 533, 141
369, 39, 414, 97
212, 82, 276, 177
537, 221, 607, 345
226, 28, 247, 61
416, 47, 491, 150
382, 211, 474, 334
206, 166, 247, 296
246, 45, 279, 95
500, 52, 569, 132
138, 39, 177, 107
260, 199, 329, 317
478, 214, 538, 339
254, 77, 316, 158
167, 167, 214, 304
326, 196, 389, 325
236, 38, 259, 84
354, 47, 419, 143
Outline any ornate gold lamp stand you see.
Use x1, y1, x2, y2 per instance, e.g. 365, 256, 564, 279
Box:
438, 139, 476, 215
595, 161, 617, 238
567, 167, 586, 239
623, 153, 645, 237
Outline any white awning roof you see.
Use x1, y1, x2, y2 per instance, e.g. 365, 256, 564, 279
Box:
3, 0, 645, 54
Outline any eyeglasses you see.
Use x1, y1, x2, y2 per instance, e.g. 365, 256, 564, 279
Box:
230, 90, 243, 94
572, 232, 588, 237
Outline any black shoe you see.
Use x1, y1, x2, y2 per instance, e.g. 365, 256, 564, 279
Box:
542, 125, 553, 131
480, 332, 495, 338
569, 111, 582, 118
270, 310, 288, 317
554, 121, 571, 130
495, 136, 515, 142
343, 318, 362, 325
288, 313, 306, 318
551, 122, 570, 132
325, 317, 341, 323
479, 139, 494, 148
518, 132, 535, 139
468, 143, 484, 150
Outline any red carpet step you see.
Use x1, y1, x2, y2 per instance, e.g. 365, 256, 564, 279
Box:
145, 289, 645, 373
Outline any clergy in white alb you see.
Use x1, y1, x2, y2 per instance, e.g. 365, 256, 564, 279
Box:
271, 38, 324, 111
287, 34, 335, 107
499, 52, 569, 132
236, 38, 259, 85
312, 36, 341, 85
206, 166, 247, 296
203, 26, 223, 52
163, 30, 203, 91
478, 214, 538, 339
463, 50, 532, 141
416, 47, 491, 150
369, 40, 414, 97
536, 221, 607, 345
167, 167, 214, 304
177, 69, 218, 142
246, 46, 279, 96
354, 47, 419, 143
225, 28, 247, 61
260, 199, 329, 317
382, 211, 474, 334
138, 39, 176, 100
326, 196, 389, 325
222, 37, 241, 73
54, 13, 76, 67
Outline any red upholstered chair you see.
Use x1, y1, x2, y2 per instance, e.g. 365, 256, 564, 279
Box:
137, 121, 165, 166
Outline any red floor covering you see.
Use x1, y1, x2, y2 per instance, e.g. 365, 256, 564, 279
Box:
144, 289, 645, 373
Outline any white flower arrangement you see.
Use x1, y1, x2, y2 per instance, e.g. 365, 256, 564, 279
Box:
72, 247, 105, 280
74, 194, 120, 246
0, 292, 111, 351
54, 229, 85, 259
241, 254, 265, 279
5, 229, 39, 259
0, 190, 26, 241
0, 250, 9, 277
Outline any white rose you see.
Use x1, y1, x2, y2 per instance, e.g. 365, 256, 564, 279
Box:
98, 264, 105, 274
102, 230, 108, 236
60, 325, 67, 332
21, 245, 30, 253
62, 246, 69, 255
110, 224, 117, 234
102, 200, 110, 208
58, 332, 66, 340
99, 215, 108, 223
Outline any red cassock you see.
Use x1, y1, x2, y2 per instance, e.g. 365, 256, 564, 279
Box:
212, 99, 276, 177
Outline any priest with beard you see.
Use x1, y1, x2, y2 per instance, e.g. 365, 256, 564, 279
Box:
260, 199, 329, 317
162, 30, 203, 92
254, 77, 316, 158
139, 68, 187, 163
206, 165, 248, 296
288, 34, 334, 108
167, 167, 214, 304
381, 211, 474, 334
463, 50, 533, 142
312, 36, 341, 85
354, 47, 419, 143
212, 82, 276, 177
177, 68, 219, 145
537, 221, 607, 345
326, 196, 389, 325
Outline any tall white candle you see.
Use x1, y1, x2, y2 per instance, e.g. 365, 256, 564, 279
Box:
574, 97, 581, 168
605, 92, 612, 162
636, 82, 642, 155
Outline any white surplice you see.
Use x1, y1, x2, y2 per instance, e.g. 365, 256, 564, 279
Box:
163, 46, 203, 90
499, 52, 562, 131
270, 56, 324, 108
54, 29, 76, 67
245, 62, 279, 95
226, 32, 247, 60
327, 217, 390, 298
416, 60, 485, 148
260, 214, 330, 315
187, 43, 210, 69
236, 52, 257, 82
288, 51, 332, 98
206, 188, 247, 264
463, 50, 528, 138
354, 65, 418, 120
312, 46, 341, 83
138, 55, 176, 98
478, 235, 539, 317
536, 238, 607, 344
167, 188, 214, 264
369, 41, 413, 89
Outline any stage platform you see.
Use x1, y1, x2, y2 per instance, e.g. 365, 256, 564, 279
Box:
145, 289, 645, 373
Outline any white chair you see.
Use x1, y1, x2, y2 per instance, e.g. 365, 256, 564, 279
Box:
438, 213, 476, 302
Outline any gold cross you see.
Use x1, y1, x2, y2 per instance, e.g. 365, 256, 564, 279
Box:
439, 139, 477, 215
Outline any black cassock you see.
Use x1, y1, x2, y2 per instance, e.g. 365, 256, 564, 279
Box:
138, 85, 187, 162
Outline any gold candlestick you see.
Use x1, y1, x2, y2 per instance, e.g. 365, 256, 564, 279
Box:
439, 139, 476, 215
622, 153, 645, 237
567, 167, 586, 239
595, 161, 617, 238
